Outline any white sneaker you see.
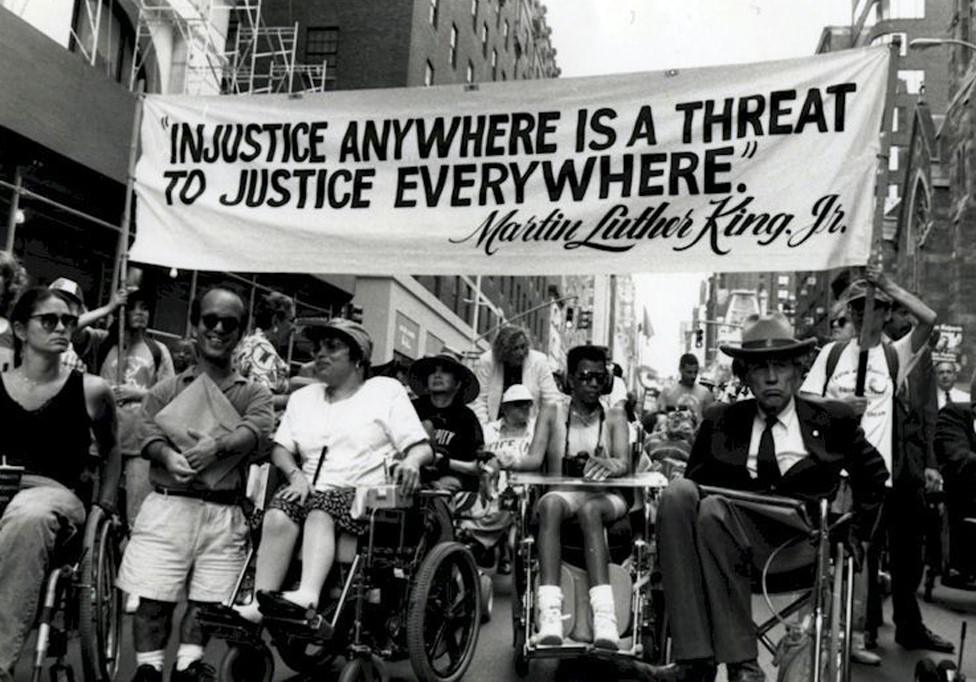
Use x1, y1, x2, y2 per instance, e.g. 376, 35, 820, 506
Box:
851, 631, 881, 666
536, 586, 563, 645
125, 593, 139, 615
590, 585, 619, 651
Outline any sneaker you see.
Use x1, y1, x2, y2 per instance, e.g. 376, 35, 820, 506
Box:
131, 665, 162, 682
726, 659, 765, 682
590, 601, 619, 650
851, 631, 881, 666
536, 587, 563, 645
171, 661, 216, 682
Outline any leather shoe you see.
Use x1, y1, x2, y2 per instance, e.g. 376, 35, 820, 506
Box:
863, 628, 878, 650
651, 660, 717, 681
895, 626, 955, 653
727, 658, 766, 682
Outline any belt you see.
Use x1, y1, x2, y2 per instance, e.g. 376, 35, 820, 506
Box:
153, 486, 240, 506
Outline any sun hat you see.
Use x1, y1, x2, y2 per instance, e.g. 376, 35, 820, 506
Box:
719, 312, 816, 359
409, 350, 480, 404
301, 317, 373, 361
501, 384, 533, 404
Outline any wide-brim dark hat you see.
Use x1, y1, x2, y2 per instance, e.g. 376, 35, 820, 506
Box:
299, 317, 373, 361
719, 312, 816, 359
409, 351, 480, 404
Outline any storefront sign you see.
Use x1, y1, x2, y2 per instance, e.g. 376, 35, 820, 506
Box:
131, 47, 889, 275
394, 312, 420, 358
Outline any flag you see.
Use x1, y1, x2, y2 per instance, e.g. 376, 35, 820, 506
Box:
641, 307, 654, 339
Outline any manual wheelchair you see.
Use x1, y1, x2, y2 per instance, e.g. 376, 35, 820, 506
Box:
200, 482, 482, 682
0, 462, 124, 682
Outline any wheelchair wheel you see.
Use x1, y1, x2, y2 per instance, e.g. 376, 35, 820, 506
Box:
273, 633, 337, 676
407, 542, 481, 682
78, 506, 122, 682
915, 658, 939, 682
337, 654, 388, 682
479, 572, 493, 624
218, 644, 274, 682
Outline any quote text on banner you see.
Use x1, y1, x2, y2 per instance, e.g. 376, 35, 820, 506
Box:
130, 46, 889, 275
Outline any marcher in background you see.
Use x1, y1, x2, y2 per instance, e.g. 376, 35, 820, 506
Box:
116, 287, 274, 682
601, 362, 628, 411
801, 267, 951, 655
0, 252, 28, 373
49, 277, 125, 374
409, 350, 484, 493
0, 287, 120, 682
471, 324, 561, 424
170, 338, 196, 374
515, 344, 630, 650
657, 313, 888, 682
661, 353, 714, 420
829, 300, 856, 342
234, 292, 292, 409
934, 377, 976, 584
936, 361, 969, 409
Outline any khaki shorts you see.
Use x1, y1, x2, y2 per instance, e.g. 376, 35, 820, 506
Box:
116, 492, 248, 603
537, 489, 627, 518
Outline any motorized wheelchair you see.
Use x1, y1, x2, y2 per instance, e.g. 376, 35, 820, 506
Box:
507, 470, 858, 682
199, 472, 483, 682
0, 461, 124, 682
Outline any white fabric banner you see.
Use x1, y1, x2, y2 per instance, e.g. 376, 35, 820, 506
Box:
130, 46, 889, 275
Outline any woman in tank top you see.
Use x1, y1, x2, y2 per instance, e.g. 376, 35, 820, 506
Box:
0, 287, 119, 677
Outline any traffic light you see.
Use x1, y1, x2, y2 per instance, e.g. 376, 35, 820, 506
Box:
577, 310, 592, 330
565, 306, 575, 327
694, 328, 703, 348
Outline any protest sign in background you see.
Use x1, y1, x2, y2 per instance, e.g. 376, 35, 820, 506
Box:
130, 46, 889, 275
933, 323, 964, 365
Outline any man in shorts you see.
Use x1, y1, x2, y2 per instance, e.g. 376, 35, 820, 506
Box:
516, 344, 630, 649
116, 287, 274, 682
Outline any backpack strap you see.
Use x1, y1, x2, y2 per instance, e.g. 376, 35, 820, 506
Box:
881, 340, 899, 390
822, 339, 849, 397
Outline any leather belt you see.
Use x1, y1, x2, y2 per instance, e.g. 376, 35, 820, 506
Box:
153, 486, 240, 506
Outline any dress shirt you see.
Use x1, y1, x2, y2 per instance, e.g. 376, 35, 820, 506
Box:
746, 398, 809, 478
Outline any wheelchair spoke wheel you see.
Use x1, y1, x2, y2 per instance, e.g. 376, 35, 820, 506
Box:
407, 542, 480, 682
218, 644, 274, 682
337, 654, 388, 682
271, 631, 337, 676
78, 507, 122, 682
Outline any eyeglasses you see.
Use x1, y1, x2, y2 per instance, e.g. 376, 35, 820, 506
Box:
575, 370, 608, 385
830, 316, 848, 328
30, 313, 79, 331
312, 336, 348, 353
200, 314, 241, 333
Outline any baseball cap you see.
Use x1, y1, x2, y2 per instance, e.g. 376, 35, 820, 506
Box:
49, 277, 85, 308
845, 279, 893, 307
501, 384, 533, 404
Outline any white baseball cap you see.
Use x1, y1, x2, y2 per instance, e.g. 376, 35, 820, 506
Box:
501, 384, 533, 404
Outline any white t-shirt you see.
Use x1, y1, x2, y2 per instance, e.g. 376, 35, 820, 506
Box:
483, 418, 534, 469
275, 376, 429, 490
801, 335, 918, 484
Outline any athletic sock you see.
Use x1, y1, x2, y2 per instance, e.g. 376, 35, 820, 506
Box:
175, 643, 204, 671
135, 650, 165, 671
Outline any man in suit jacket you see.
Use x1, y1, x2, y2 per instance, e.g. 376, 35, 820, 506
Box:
934, 387, 976, 580
656, 314, 888, 682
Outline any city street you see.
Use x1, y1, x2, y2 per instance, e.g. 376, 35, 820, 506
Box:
13, 569, 976, 681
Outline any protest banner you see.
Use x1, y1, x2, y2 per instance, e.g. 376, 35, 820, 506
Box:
130, 46, 889, 275
933, 323, 964, 365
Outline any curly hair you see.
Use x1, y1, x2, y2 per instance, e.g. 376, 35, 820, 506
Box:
0, 252, 29, 317
492, 324, 530, 365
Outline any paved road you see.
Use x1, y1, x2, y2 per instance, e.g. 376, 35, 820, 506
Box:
13, 571, 976, 680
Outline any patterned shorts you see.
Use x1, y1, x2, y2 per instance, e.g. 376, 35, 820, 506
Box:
267, 486, 368, 536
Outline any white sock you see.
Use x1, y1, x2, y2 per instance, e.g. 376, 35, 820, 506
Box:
537, 584, 562, 604
175, 643, 204, 671
589, 584, 615, 606
281, 589, 319, 610
135, 650, 165, 671
233, 602, 263, 623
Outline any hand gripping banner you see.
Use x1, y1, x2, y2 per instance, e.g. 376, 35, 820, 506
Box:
130, 46, 889, 275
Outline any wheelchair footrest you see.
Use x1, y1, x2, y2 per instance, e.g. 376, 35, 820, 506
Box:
197, 605, 263, 645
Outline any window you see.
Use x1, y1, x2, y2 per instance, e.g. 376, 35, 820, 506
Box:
449, 24, 458, 68
491, 48, 498, 79
72, 0, 135, 84
503, 19, 510, 49
883, 0, 924, 20
870, 31, 907, 56
778, 289, 789, 301
496, 1, 502, 28
482, 22, 489, 57
886, 183, 900, 212
898, 69, 925, 95
429, 0, 438, 28
471, 0, 479, 29
892, 106, 902, 133
306, 27, 339, 90
888, 145, 900, 172
501, 69, 507, 80
424, 59, 434, 86
777, 275, 790, 286
466, 60, 474, 83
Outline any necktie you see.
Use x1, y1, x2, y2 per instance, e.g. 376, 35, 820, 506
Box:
946, 390, 953, 406
757, 414, 780, 489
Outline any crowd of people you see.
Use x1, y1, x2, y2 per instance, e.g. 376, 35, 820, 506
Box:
0, 254, 974, 682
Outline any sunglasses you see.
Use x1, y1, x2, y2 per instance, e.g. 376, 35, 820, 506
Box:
575, 370, 608, 385
312, 336, 349, 352
30, 313, 79, 331
200, 314, 242, 333
830, 316, 848, 328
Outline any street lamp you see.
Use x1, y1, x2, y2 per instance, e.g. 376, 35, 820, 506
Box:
909, 38, 976, 52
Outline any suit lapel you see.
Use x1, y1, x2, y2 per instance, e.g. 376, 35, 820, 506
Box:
714, 400, 755, 467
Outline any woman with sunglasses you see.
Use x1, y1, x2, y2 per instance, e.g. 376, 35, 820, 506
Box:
231, 317, 433, 625
0, 287, 120, 679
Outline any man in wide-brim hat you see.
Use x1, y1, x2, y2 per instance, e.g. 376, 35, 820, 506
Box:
654, 313, 888, 682
409, 350, 484, 493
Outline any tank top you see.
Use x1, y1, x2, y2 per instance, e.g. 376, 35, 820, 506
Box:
0, 371, 91, 489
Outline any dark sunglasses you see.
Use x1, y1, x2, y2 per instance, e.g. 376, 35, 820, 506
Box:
30, 313, 79, 331
830, 316, 848, 328
575, 370, 608, 385
200, 314, 241, 333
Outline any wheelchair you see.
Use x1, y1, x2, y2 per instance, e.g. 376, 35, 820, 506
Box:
0, 463, 124, 682
506, 470, 671, 678
200, 482, 482, 682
